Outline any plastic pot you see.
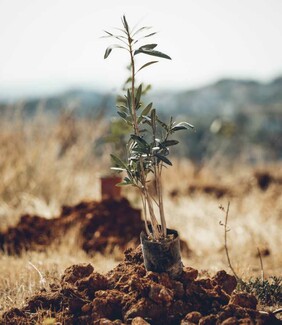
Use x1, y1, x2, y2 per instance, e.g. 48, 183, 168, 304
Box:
100, 176, 122, 199
140, 228, 183, 278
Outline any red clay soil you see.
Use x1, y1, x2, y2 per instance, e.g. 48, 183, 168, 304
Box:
0, 198, 191, 257
0, 198, 143, 255
1, 246, 280, 325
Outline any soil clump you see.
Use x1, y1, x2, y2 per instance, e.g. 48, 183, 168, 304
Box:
1, 246, 280, 325
0, 198, 191, 258
0, 198, 143, 255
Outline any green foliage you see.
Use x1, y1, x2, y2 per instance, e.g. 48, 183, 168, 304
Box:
238, 276, 282, 305
104, 16, 193, 239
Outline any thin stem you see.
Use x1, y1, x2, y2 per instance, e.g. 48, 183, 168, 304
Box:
140, 192, 151, 237
223, 202, 240, 281
126, 27, 160, 240
128, 40, 138, 135
148, 190, 160, 207
157, 165, 166, 237
144, 189, 161, 240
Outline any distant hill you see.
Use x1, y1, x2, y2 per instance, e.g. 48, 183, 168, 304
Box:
1, 76, 281, 161
151, 76, 282, 117
0, 89, 115, 117
1, 76, 282, 118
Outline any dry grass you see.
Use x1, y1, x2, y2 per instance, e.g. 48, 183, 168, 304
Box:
0, 109, 281, 315
0, 106, 111, 227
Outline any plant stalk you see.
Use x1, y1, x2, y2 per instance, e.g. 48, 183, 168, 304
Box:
157, 166, 166, 237
127, 28, 160, 240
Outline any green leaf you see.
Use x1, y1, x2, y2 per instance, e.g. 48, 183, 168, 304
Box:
135, 84, 142, 109
132, 26, 152, 37
113, 27, 128, 36
157, 117, 169, 132
137, 61, 158, 73
142, 102, 153, 116
117, 111, 127, 119
142, 116, 152, 124
137, 102, 153, 123
131, 146, 146, 154
176, 121, 194, 129
110, 154, 127, 170
116, 176, 133, 186
155, 153, 172, 166
104, 46, 112, 59
171, 126, 187, 132
101, 30, 114, 38
110, 167, 126, 172
126, 89, 132, 112
144, 32, 157, 38
134, 48, 171, 60
151, 109, 156, 126
122, 15, 129, 32
139, 44, 158, 50
116, 105, 129, 113
104, 44, 125, 59
130, 134, 148, 149
116, 182, 129, 186
162, 140, 179, 147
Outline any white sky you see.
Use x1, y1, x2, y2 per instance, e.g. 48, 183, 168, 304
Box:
0, 0, 282, 98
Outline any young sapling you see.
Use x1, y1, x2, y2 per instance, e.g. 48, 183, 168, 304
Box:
103, 15, 193, 242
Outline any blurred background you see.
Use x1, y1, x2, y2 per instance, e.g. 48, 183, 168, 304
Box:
0, 2, 282, 309
1, 0, 281, 163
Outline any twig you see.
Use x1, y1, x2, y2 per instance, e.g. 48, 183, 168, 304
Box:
28, 261, 46, 287
222, 202, 240, 281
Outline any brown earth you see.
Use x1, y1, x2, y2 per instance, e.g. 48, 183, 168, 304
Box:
254, 171, 282, 191
0, 198, 142, 255
169, 169, 282, 200
0, 198, 191, 257
1, 246, 281, 325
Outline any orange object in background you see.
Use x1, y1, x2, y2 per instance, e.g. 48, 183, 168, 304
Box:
100, 176, 122, 199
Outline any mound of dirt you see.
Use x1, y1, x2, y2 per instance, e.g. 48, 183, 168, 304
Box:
187, 183, 233, 199
1, 246, 280, 325
0, 198, 191, 258
0, 198, 142, 255
254, 171, 282, 191
81, 198, 143, 255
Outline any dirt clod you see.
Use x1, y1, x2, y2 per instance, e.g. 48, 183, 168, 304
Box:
212, 270, 237, 295
229, 292, 258, 310
0, 198, 192, 258
132, 316, 151, 324
1, 246, 281, 325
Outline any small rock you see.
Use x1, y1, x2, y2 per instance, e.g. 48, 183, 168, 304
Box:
81, 303, 92, 313
62, 263, 94, 284
77, 272, 109, 298
181, 267, 198, 282
198, 314, 217, 325
229, 292, 258, 310
173, 280, 185, 298
93, 318, 116, 325
238, 318, 256, 325
132, 316, 150, 324
181, 311, 202, 324
148, 284, 174, 305
221, 317, 238, 325
212, 270, 237, 295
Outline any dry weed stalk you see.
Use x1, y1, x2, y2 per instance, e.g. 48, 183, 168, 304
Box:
219, 201, 240, 281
